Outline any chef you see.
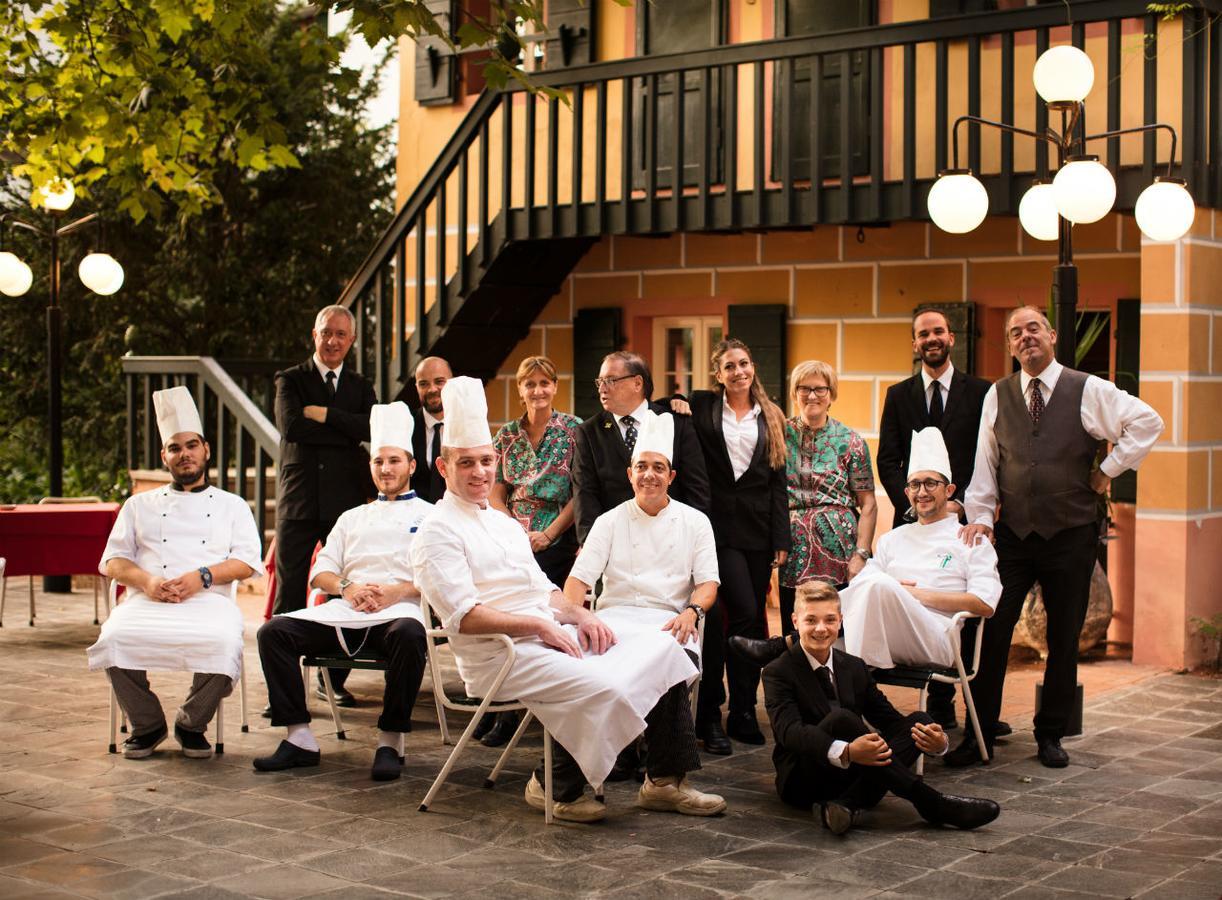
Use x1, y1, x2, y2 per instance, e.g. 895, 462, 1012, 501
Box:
839, 427, 1001, 671
410, 378, 725, 823
88, 386, 264, 760
254, 402, 432, 781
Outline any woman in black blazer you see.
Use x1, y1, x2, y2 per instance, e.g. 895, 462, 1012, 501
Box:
681, 338, 790, 751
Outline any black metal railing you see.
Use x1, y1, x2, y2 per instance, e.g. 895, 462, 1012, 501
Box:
338, 0, 1219, 399
121, 356, 281, 547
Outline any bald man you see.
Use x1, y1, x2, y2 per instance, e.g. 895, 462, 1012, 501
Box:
411, 356, 452, 503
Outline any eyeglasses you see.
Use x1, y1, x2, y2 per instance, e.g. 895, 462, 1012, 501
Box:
796, 385, 831, 399
593, 374, 636, 390
905, 478, 948, 493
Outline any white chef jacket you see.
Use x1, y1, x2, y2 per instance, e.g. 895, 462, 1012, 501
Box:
411, 493, 698, 787
839, 514, 1000, 669
570, 497, 719, 653
721, 396, 761, 481
965, 359, 1164, 528
87, 486, 264, 681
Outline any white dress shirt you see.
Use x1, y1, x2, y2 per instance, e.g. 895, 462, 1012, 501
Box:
422, 410, 443, 466
615, 400, 651, 442
965, 359, 1164, 528
920, 362, 955, 414
312, 353, 343, 384
721, 396, 761, 480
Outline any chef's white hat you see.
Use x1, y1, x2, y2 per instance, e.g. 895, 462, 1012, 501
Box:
153, 386, 204, 445
439, 376, 493, 448
907, 427, 952, 482
370, 402, 414, 455
631, 410, 674, 464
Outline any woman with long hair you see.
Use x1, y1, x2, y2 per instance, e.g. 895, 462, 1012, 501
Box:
678, 337, 790, 753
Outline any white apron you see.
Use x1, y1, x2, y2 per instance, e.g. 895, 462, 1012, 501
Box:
280, 598, 425, 655
87, 593, 245, 680
595, 604, 702, 660
839, 570, 957, 669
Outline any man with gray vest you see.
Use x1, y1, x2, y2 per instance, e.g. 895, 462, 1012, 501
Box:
948, 306, 1162, 769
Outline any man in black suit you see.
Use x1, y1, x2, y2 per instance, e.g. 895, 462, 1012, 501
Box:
272, 305, 377, 705
409, 356, 451, 504
876, 308, 991, 730
762, 581, 1000, 835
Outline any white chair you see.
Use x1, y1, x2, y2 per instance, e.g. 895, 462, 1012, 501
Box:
106, 579, 250, 754
871, 611, 989, 774
0, 496, 105, 627
417, 593, 555, 824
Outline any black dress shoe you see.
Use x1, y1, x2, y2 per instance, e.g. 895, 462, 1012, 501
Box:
472, 712, 497, 741
943, 734, 991, 768
921, 793, 1001, 830
315, 684, 356, 708
725, 711, 766, 745
728, 636, 788, 667
253, 740, 321, 772
820, 801, 858, 835
1036, 736, 1069, 768
481, 711, 520, 748
993, 720, 1012, 738
371, 746, 402, 781
695, 720, 733, 756
174, 725, 213, 759
261, 704, 272, 719
123, 723, 168, 759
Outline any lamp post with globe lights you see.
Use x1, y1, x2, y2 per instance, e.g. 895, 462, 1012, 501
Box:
925, 44, 1195, 365
0, 178, 125, 592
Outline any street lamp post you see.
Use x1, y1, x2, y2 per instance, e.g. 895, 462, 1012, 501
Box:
0, 180, 124, 592
925, 45, 1195, 365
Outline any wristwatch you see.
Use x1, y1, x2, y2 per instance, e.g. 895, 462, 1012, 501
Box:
684, 603, 706, 622
198, 566, 213, 589
338, 578, 353, 596
853, 547, 872, 561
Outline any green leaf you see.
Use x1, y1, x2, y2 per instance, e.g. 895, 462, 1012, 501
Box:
236, 133, 264, 167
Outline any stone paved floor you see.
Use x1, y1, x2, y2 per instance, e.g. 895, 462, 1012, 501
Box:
1, 584, 1220, 899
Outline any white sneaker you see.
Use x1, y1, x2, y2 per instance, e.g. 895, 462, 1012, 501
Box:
637, 775, 727, 816
524, 774, 607, 823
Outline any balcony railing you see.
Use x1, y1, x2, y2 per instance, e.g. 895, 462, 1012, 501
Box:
339, 0, 1221, 398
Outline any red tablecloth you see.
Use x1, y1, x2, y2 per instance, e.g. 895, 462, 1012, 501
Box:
0, 503, 121, 578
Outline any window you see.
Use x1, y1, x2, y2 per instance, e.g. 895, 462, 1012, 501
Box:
652, 316, 724, 397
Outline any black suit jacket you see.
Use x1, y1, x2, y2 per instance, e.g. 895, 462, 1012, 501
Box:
572, 402, 711, 543
274, 358, 376, 523
686, 390, 790, 554
763, 644, 907, 805
409, 408, 446, 504
876, 368, 991, 529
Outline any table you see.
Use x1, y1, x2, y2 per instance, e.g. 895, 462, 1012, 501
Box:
0, 503, 120, 625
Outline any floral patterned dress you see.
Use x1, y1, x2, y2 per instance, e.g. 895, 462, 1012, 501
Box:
780, 416, 875, 588
493, 410, 582, 541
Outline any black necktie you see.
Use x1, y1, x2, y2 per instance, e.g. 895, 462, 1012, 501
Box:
430, 422, 442, 467
1029, 378, 1044, 426
816, 666, 840, 709
929, 381, 944, 428
621, 415, 637, 455
325, 370, 337, 399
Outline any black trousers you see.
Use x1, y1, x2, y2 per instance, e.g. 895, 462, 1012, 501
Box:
541, 678, 702, 803
700, 547, 773, 720
972, 521, 1097, 742
534, 538, 578, 588
781, 708, 930, 810
257, 615, 427, 733
273, 516, 352, 690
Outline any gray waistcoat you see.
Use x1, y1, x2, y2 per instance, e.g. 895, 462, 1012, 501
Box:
995, 367, 1101, 540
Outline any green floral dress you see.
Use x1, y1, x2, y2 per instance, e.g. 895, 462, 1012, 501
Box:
493, 411, 582, 538
780, 416, 874, 588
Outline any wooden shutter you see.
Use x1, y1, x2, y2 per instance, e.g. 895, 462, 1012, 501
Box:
544, 0, 596, 68
572, 308, 623, 420
727, 304, 788, 404
414, 0, 457, 106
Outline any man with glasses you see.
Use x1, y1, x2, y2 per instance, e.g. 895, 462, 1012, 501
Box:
838, 428, 1000, 676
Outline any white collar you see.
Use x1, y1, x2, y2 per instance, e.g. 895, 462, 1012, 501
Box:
629, 496, 672, 520
721, 393, 761, 420
920, 362, 954, 393
1020, 358, 1063, 394
312, 353, 343, 381
801, 645, 835, 675
423, 409, 443, 429
619, 399, 650, 425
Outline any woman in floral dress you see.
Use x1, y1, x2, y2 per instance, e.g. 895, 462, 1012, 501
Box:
778, 360, 878, 636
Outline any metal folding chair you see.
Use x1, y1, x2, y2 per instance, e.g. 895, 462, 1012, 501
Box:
871, 611, 989, 773
106, 579, 250, 754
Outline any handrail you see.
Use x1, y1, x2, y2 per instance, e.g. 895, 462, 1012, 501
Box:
121, 356, 280, 456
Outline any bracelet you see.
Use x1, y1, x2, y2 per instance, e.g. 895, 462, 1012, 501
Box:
543, 531, 555, 546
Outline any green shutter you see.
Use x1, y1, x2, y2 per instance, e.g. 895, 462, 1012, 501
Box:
414, 1, 457, 106
573, 307, 623, 420
544, 0, 596, 68
728, 304, 788, 404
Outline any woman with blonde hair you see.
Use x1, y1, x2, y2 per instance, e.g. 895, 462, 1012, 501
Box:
675, 337, 790, 753
778, 359, 877, 636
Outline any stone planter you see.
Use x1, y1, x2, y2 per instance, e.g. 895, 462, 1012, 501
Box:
1013, 560, 1113, 659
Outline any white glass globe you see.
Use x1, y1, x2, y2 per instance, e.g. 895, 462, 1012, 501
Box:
1033, 45, 1095, 104
78, 253, 124, 295
1052, 157, 1116, 224
926, 172, 989, 234
37, 178, 76, 212
0, 252, 33, 297
1135, 178, 1195, 242
1018, 182, 1059, 241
